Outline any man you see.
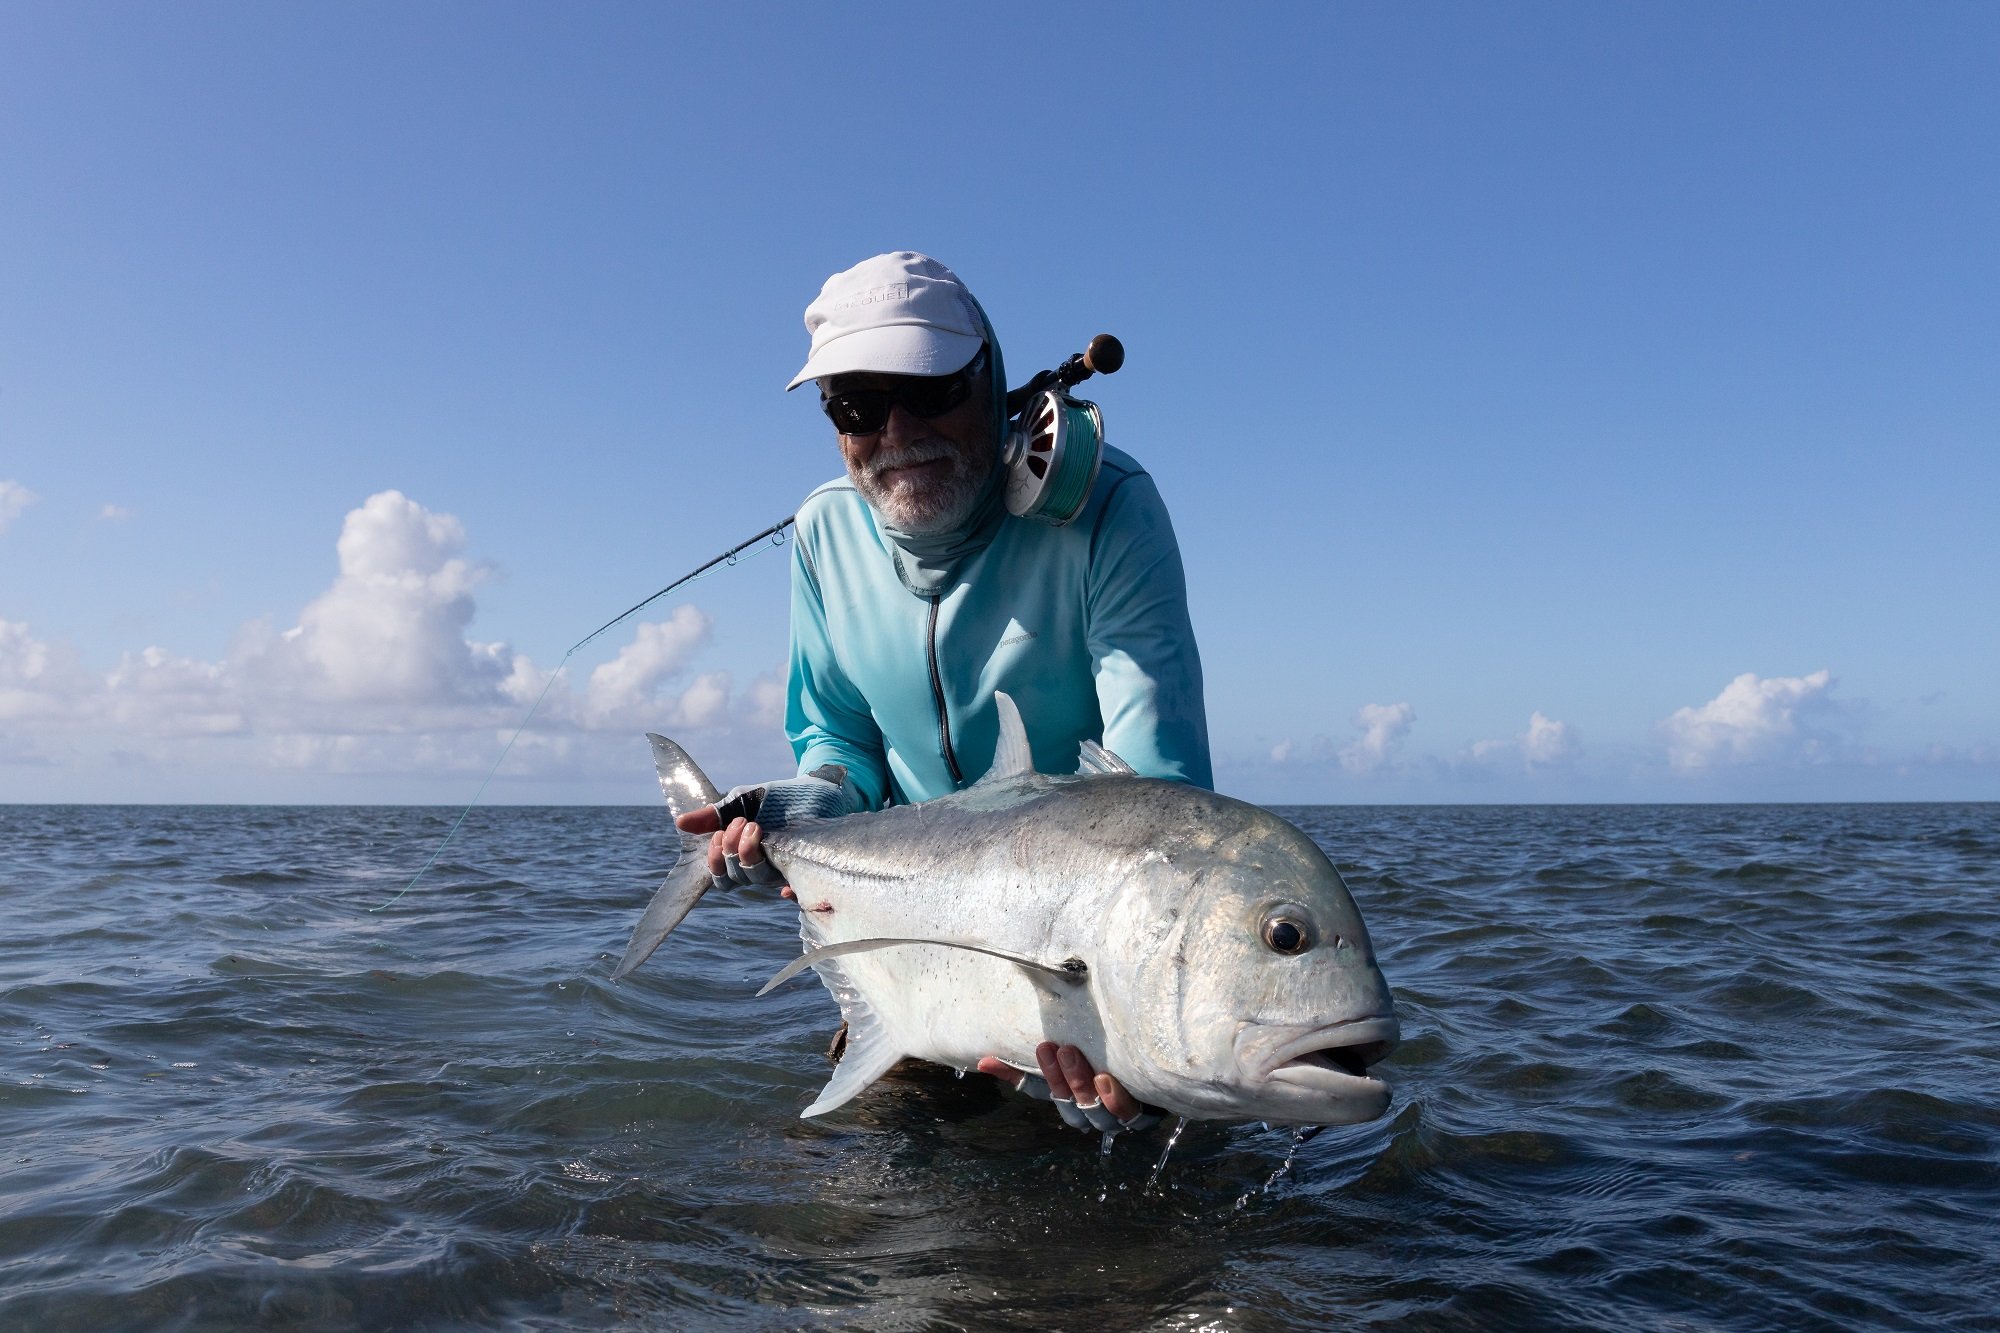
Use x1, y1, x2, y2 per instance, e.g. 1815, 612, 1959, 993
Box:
677, 252, 1210, 1133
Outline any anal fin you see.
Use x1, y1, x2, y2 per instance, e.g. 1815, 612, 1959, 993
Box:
796, 939, 903, 1118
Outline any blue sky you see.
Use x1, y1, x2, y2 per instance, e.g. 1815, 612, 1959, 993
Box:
2, 3, 1994, 804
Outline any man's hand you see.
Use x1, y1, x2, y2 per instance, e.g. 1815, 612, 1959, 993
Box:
978, 1042, 1160, 1134
673, 769, 844, 895
675, 807, 791, 895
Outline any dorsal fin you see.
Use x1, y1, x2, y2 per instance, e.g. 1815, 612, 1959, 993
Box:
1077, 740, 1137, 776
977, 691, 1036, 784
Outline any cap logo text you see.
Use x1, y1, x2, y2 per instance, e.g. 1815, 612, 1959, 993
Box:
833, 282, 908, 311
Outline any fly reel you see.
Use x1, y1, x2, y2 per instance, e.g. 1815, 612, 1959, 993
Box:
1004, 390, 1104, 526
1001, 333, 1123, 527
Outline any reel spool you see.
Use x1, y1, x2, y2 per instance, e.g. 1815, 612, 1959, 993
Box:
1001, 333, 1123, 527
1004, 391, 1104, 526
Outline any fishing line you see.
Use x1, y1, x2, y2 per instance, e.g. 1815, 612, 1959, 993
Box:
369, 514, 796, 912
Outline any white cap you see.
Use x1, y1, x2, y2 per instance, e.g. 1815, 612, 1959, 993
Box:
786, 252, 987, 390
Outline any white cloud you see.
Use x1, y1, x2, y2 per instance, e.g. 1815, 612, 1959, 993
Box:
0, 619, 95, 729
0, 491, 781, 790
0, 619, 103, 768
1339, 702, 1415, 774
1521, 711, 1577, 766
1919, 741, 1998, 767
746, 674, 787, 731
273, 490, 500, 705
0, 480, 37, 535
674, 670, 732, 728
585, 605, 712, 721
0, 620, 52, 693
1466, 711, 1580, 770
105, 645, 247, 736
99, 504, 135, 522
1660, 670, 1837, 769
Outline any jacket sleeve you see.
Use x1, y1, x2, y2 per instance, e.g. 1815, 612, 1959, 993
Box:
785, 533, 891, 811
1084, 471, 1213, 789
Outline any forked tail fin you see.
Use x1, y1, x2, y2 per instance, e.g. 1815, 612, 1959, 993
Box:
610, 733, 724, 980
647, 731, 724, 822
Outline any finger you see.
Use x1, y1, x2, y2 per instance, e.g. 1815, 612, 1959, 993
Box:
676, 806, 722, 834
1032, 1043, 1089, 1128
780, 886, 797, 900
1034, 1042, 1066, 1091
1080, 1101, 1124, 1133
975, 1056, 1026, 1089
740, 821, 764, 866
706, 830, 728, 879
985, 1062, 1054, 1101
1056, 1045, 1099, 1105
1095, 1072, 1142, 1123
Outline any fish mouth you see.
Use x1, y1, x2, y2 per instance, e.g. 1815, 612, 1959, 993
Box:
1247, 1015, 1400, 1092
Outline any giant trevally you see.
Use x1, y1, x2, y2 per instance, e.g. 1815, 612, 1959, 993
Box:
613, 694, 1398, 1127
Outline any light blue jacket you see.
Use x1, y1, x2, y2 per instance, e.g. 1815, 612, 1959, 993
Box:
785, 443, 1212, 809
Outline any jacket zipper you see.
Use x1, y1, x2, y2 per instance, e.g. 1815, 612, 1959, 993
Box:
926, 594, 963, 785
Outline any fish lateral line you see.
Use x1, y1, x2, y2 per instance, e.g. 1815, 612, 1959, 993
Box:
756, 937, 1089, 997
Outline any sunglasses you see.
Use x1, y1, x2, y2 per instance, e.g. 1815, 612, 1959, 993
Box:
820, 347, 986, 436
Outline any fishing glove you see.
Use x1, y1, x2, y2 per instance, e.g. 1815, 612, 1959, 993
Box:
1014, 1070, 1165, 1136
711, 765, 848, 889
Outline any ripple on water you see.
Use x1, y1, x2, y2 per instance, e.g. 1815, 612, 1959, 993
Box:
103, 855, 188, 871
1596, 1001, 1680, 1039
3, 801, 1997, 1328
1705, 970, 1839, 1022
210, 869, 313, 886
1605, 1068, 1733, 1115
1461, 1051, 1589, 1097
1754, 1086, 2000, 1153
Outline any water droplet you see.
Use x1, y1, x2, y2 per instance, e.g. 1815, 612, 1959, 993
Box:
1146, 1116, 1190, 1193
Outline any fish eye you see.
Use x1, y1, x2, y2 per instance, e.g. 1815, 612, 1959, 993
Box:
1262, 916, 1312, 955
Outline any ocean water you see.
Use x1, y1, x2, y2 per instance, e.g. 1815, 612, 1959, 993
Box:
1, 801, 1995, 1331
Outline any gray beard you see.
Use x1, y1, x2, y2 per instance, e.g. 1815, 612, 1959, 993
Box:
849, 439, 990, 535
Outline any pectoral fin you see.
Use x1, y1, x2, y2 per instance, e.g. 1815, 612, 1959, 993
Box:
756, 937, 1088, 997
